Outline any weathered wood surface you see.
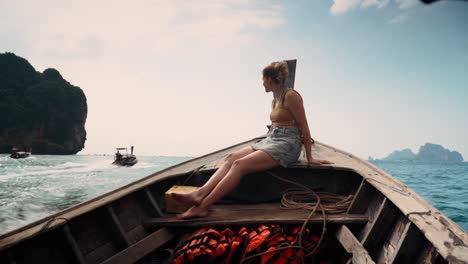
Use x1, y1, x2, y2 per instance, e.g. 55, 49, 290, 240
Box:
285, 59, 296, 89
307, 142, 468, 262
346, 179, 367, 214
106, 206, 131, 248
62, 224, 87, 264
1, 135, 467, 262
101, 228, 174, 264
336, 225, 375, 264
352, 191, 386, 242
388, 222, 426, 264
376, 215, 411, 263
362, 199, 399, 256
144, 203, 368, 228
360, 198, 389, 244
416, 244, 442, 264
143, 188, 163, 217
201, 141, 468, 262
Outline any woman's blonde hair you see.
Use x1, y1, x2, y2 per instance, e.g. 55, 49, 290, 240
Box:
263, 61, 289, 108
262, 61, 289, 88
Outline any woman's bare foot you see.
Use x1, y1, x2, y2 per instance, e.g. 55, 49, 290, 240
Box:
176, 205, 209, 219
171, 191, 204, 206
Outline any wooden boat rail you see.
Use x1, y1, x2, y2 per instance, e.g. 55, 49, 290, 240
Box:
0, 138, 467, 263
144, 203, 369, 228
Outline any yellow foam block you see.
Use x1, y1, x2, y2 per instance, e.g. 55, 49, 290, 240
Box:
165, 185, 200, 214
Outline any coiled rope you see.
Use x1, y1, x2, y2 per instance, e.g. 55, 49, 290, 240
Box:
240, 172, 354, 263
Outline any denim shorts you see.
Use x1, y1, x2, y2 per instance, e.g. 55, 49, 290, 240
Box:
251, 126, 303, 168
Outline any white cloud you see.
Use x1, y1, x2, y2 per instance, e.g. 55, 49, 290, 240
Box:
330, 0, 418, 15
390, 13, 408, 23
0, 0, 285, 58
361, 0, 390, 9
396, 0, 419, 9
330, 0, 362, 15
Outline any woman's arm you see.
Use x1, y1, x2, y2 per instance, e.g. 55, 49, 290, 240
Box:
285, 90, 313, 162
286, 90, 332, 165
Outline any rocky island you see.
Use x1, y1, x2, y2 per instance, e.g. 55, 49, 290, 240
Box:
0, 52, 87, 154
372, 143, 464, 162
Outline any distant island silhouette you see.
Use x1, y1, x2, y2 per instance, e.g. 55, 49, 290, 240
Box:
369, 143, 464, 162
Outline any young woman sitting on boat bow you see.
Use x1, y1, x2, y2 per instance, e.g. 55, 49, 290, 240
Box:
173, 61, 332, 219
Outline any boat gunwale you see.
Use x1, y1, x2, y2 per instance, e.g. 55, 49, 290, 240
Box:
317, 141, 468, 262
1, 137, 467, 263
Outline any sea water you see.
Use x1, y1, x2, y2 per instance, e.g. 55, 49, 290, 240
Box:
0, 154, 190, 235
371, 160, 467, 231
0, 155, 466, 235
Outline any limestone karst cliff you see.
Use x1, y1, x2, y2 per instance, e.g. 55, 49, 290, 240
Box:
0, 52, 87, 154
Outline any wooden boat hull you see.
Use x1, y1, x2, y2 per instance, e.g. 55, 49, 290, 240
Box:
112, 156, 138, 167
0, 137, 467, 263
10, 152, 31, 159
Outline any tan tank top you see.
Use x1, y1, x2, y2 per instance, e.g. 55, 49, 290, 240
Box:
269, 89, 299, 124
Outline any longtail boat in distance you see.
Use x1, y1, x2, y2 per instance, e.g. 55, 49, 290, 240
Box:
10, 147, 31, 159
112, 146, 138, 167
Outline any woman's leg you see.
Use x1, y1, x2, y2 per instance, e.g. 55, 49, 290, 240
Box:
176, 150, 280, 219
172, 146, 255, 206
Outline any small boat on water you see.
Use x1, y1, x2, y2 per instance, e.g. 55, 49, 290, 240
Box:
112, 146, 138, 167
0, 61, 466, 263
10, 148, 31, 159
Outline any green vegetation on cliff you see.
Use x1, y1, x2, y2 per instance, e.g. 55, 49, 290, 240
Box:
0, 52, 87, 154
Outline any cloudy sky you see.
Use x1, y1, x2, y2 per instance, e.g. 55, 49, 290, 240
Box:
1, 0, 467, 159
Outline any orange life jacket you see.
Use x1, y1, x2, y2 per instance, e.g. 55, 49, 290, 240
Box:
172, 225, 320, 264
246, 225, 283, 254
257, 226, 320, 264
222, 226, 249, 264
240, 225, 284, 264
172, 227, 233, 264
225, 225, 283, 264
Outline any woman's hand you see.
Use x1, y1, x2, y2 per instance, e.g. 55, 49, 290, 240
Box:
307, 158, 333, 165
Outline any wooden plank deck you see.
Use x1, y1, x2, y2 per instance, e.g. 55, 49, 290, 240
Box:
144, 203, 368, 228
336, 225, 375, 264
101, 228, 174, 264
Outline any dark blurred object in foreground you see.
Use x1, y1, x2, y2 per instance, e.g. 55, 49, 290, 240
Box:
421, 0, 468, 3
